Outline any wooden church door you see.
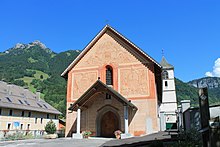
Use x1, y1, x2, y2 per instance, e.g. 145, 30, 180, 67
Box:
101, 111, 119, 138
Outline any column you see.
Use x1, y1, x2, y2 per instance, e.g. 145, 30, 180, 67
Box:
72, 107, 82, 139
77, 108, 81, 134
124, 105, 128, 134
160, 112, 166, 131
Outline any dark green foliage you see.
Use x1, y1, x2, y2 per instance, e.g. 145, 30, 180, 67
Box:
171, 129, 202, 147
45, 120, 57, 134
0, 45, 52, 81
12, 80, 26, 87
31, 79, 44, 90
4, 132, 34, 140
175, 78, 199, 106
187, 77, 220, 105
49, 50, 80, 75
175, 78, 220, 106
148, 141, 163, 147
0, 44, 80, 117
41, 75, 67, 116
208, 87, 220, 105
0, 42, 219, 119
24, 70, 36, 77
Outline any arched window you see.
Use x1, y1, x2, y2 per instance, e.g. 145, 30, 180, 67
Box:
162, 71, 169, 79
106, 66, 113, 85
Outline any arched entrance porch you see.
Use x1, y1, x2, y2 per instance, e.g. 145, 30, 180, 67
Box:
68, 80, 137, 139
96, 106, 121, 138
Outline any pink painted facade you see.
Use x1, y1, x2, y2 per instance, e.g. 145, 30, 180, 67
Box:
62, 25, 162, 137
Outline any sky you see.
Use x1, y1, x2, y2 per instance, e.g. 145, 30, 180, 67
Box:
0, 0, 220, 82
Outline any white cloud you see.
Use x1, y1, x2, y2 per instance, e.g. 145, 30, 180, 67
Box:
205, 58, 220, 77
205, 71, 213, 77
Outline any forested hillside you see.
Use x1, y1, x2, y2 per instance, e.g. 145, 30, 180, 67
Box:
187, 77, 220, 105
175, 78, 199, 106
0, 41, 219, 117
175, 78, 220, 106
0, 41, 80, 117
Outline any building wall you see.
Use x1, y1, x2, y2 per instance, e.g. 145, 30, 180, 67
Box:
160, 103, 178, 112
162, 91, 177, 103
183, 105, 220, 131
160, 67, 177, 129
65, 31, 159, 136
162, 80, 176, 91
0, 108, 59, 131
129, 99, 159, 136
81, 94, 124, 135
166, 70, 174, 79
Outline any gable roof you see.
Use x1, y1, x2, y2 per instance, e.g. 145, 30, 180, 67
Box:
68, 80, 137, 111
0, 81, 61, 115
61, 25, 161, 78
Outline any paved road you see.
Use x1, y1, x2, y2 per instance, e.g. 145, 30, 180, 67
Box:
0, 132, 175, 147
101, 131, 175, 146
0, 138, 112, 147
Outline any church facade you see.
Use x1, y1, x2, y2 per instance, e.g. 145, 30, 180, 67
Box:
61, 25, 177, 138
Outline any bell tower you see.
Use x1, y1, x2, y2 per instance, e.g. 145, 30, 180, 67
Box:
159, 56, 178, 131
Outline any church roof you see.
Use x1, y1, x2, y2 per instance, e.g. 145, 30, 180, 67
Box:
68, 80, 137, 111
61, 25, 161, 78
160, 56, 174, 69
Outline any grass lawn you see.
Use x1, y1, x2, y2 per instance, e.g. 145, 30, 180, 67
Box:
18, 69, 49, 96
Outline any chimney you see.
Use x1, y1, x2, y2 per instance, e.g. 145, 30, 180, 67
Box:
177, 105, 182, 113
181, 100, 191, 113
36, 90, 41, 100
7, 82, 12, 96
23, 86, 29, 99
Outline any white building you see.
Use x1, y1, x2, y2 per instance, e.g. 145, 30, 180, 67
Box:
0, 81, 61, 138
159, 56, 178, 130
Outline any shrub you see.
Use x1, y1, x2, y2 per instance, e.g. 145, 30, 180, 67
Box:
171, 129, 202, 147
45, 120, 57, 134
82, 130, 92, 138
24, 132, 34, 139
4, 132, 34, 140
5, 132, 24, 140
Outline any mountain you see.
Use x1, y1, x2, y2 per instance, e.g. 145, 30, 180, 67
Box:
175, 78, 199, 106
187, 77, 220, 105
188, 77, 220, 89
0, 41, 54, 81
0, 41, 219, 117
0, 41, 80, 117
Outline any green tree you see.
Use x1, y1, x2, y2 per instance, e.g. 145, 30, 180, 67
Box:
45, 120, 57, 134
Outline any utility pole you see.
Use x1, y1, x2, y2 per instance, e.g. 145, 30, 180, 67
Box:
199, 88, 210, 147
